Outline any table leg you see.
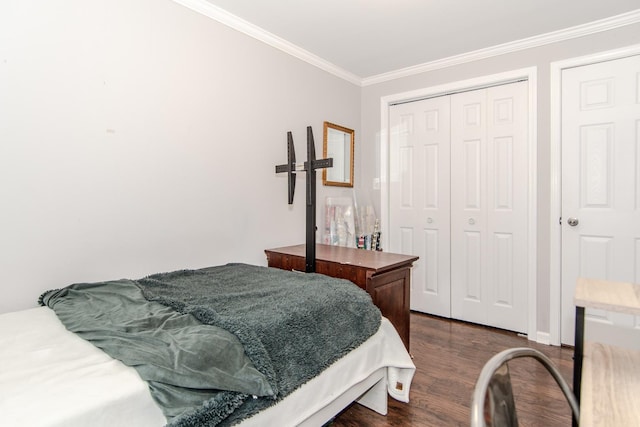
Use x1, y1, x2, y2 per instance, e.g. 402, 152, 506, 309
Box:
573, 306, 585, 427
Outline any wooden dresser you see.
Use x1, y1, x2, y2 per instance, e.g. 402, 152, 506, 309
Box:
265, 244, 418, 350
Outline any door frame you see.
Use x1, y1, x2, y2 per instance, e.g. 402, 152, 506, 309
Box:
379, 67, 538, 341
549, 43, 640, 346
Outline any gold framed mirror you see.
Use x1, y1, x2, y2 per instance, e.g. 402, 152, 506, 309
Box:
322, 121, 354, 187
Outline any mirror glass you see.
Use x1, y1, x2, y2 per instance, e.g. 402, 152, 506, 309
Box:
322, 122, 354, 187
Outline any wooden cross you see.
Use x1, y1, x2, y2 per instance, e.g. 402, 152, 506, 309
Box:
275, 126, 333, 272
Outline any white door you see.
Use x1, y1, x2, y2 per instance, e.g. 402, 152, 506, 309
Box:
450, 82, 529, 333
389, 81, 529, 333
389, 96, 451, 316
561, 54, 640, 346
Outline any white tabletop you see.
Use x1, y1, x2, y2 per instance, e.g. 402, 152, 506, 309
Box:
574, 277, 640, 426
580, 341, 640, 426
574, 277, 640, 315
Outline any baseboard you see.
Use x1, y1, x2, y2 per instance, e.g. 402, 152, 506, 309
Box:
535, 331, 552, 345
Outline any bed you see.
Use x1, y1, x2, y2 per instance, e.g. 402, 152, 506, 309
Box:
0, 263, 415, 426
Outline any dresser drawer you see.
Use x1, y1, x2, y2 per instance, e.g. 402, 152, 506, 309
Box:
266, 252, 305, 272
316, 262, 366, 288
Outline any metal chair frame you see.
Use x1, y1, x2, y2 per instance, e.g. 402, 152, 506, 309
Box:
470, 347, 580, 426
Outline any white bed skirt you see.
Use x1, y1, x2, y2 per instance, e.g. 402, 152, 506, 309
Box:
0, 307, 415, 426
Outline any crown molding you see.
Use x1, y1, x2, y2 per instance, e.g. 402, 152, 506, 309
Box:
173, 1, 640, 88
362, 9, 640, 86
172, 0, 362, 85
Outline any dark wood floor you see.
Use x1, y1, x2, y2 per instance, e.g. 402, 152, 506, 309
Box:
331, 311, 575, 427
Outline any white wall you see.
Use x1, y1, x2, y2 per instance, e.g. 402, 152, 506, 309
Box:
360, 23, 640, 336
0, 0, 360, 313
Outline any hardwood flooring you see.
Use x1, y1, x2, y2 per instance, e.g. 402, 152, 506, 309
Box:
331, 311, 575, 427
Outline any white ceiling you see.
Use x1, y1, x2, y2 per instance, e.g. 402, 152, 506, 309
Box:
197, 1, 640, 82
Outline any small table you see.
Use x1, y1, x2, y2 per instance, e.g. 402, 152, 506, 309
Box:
265, 244, 418, 350
573, 278, 640, 426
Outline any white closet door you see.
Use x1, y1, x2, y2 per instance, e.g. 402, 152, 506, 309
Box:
486, 82, 529, 331
388, 81, 528, 333
560, 54, 640, 347
389, 96, 451, 316
450, 88, 488, 325
450, 81, 529, 333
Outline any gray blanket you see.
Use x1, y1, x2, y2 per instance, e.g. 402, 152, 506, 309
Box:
40, 263, 381, 427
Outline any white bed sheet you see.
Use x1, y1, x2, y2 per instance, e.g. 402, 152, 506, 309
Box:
0, 307, 415, 426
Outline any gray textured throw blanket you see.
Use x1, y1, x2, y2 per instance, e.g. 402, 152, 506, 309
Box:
40, 263, 381, 427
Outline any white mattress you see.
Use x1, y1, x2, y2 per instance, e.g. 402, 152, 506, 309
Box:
0, 306, 415, 426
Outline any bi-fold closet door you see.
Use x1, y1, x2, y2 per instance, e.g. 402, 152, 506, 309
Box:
389, 81, 528, 333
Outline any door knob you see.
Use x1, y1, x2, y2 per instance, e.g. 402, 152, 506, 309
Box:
567, 217, 579, 227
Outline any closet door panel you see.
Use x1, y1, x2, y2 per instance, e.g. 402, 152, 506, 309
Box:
389, 97, 451, 317
485, 82, 528, 333
451, 89, 488, 325
450, 81, 528, 333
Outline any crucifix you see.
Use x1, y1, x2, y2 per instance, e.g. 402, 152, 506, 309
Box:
275, 126, 333, 273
